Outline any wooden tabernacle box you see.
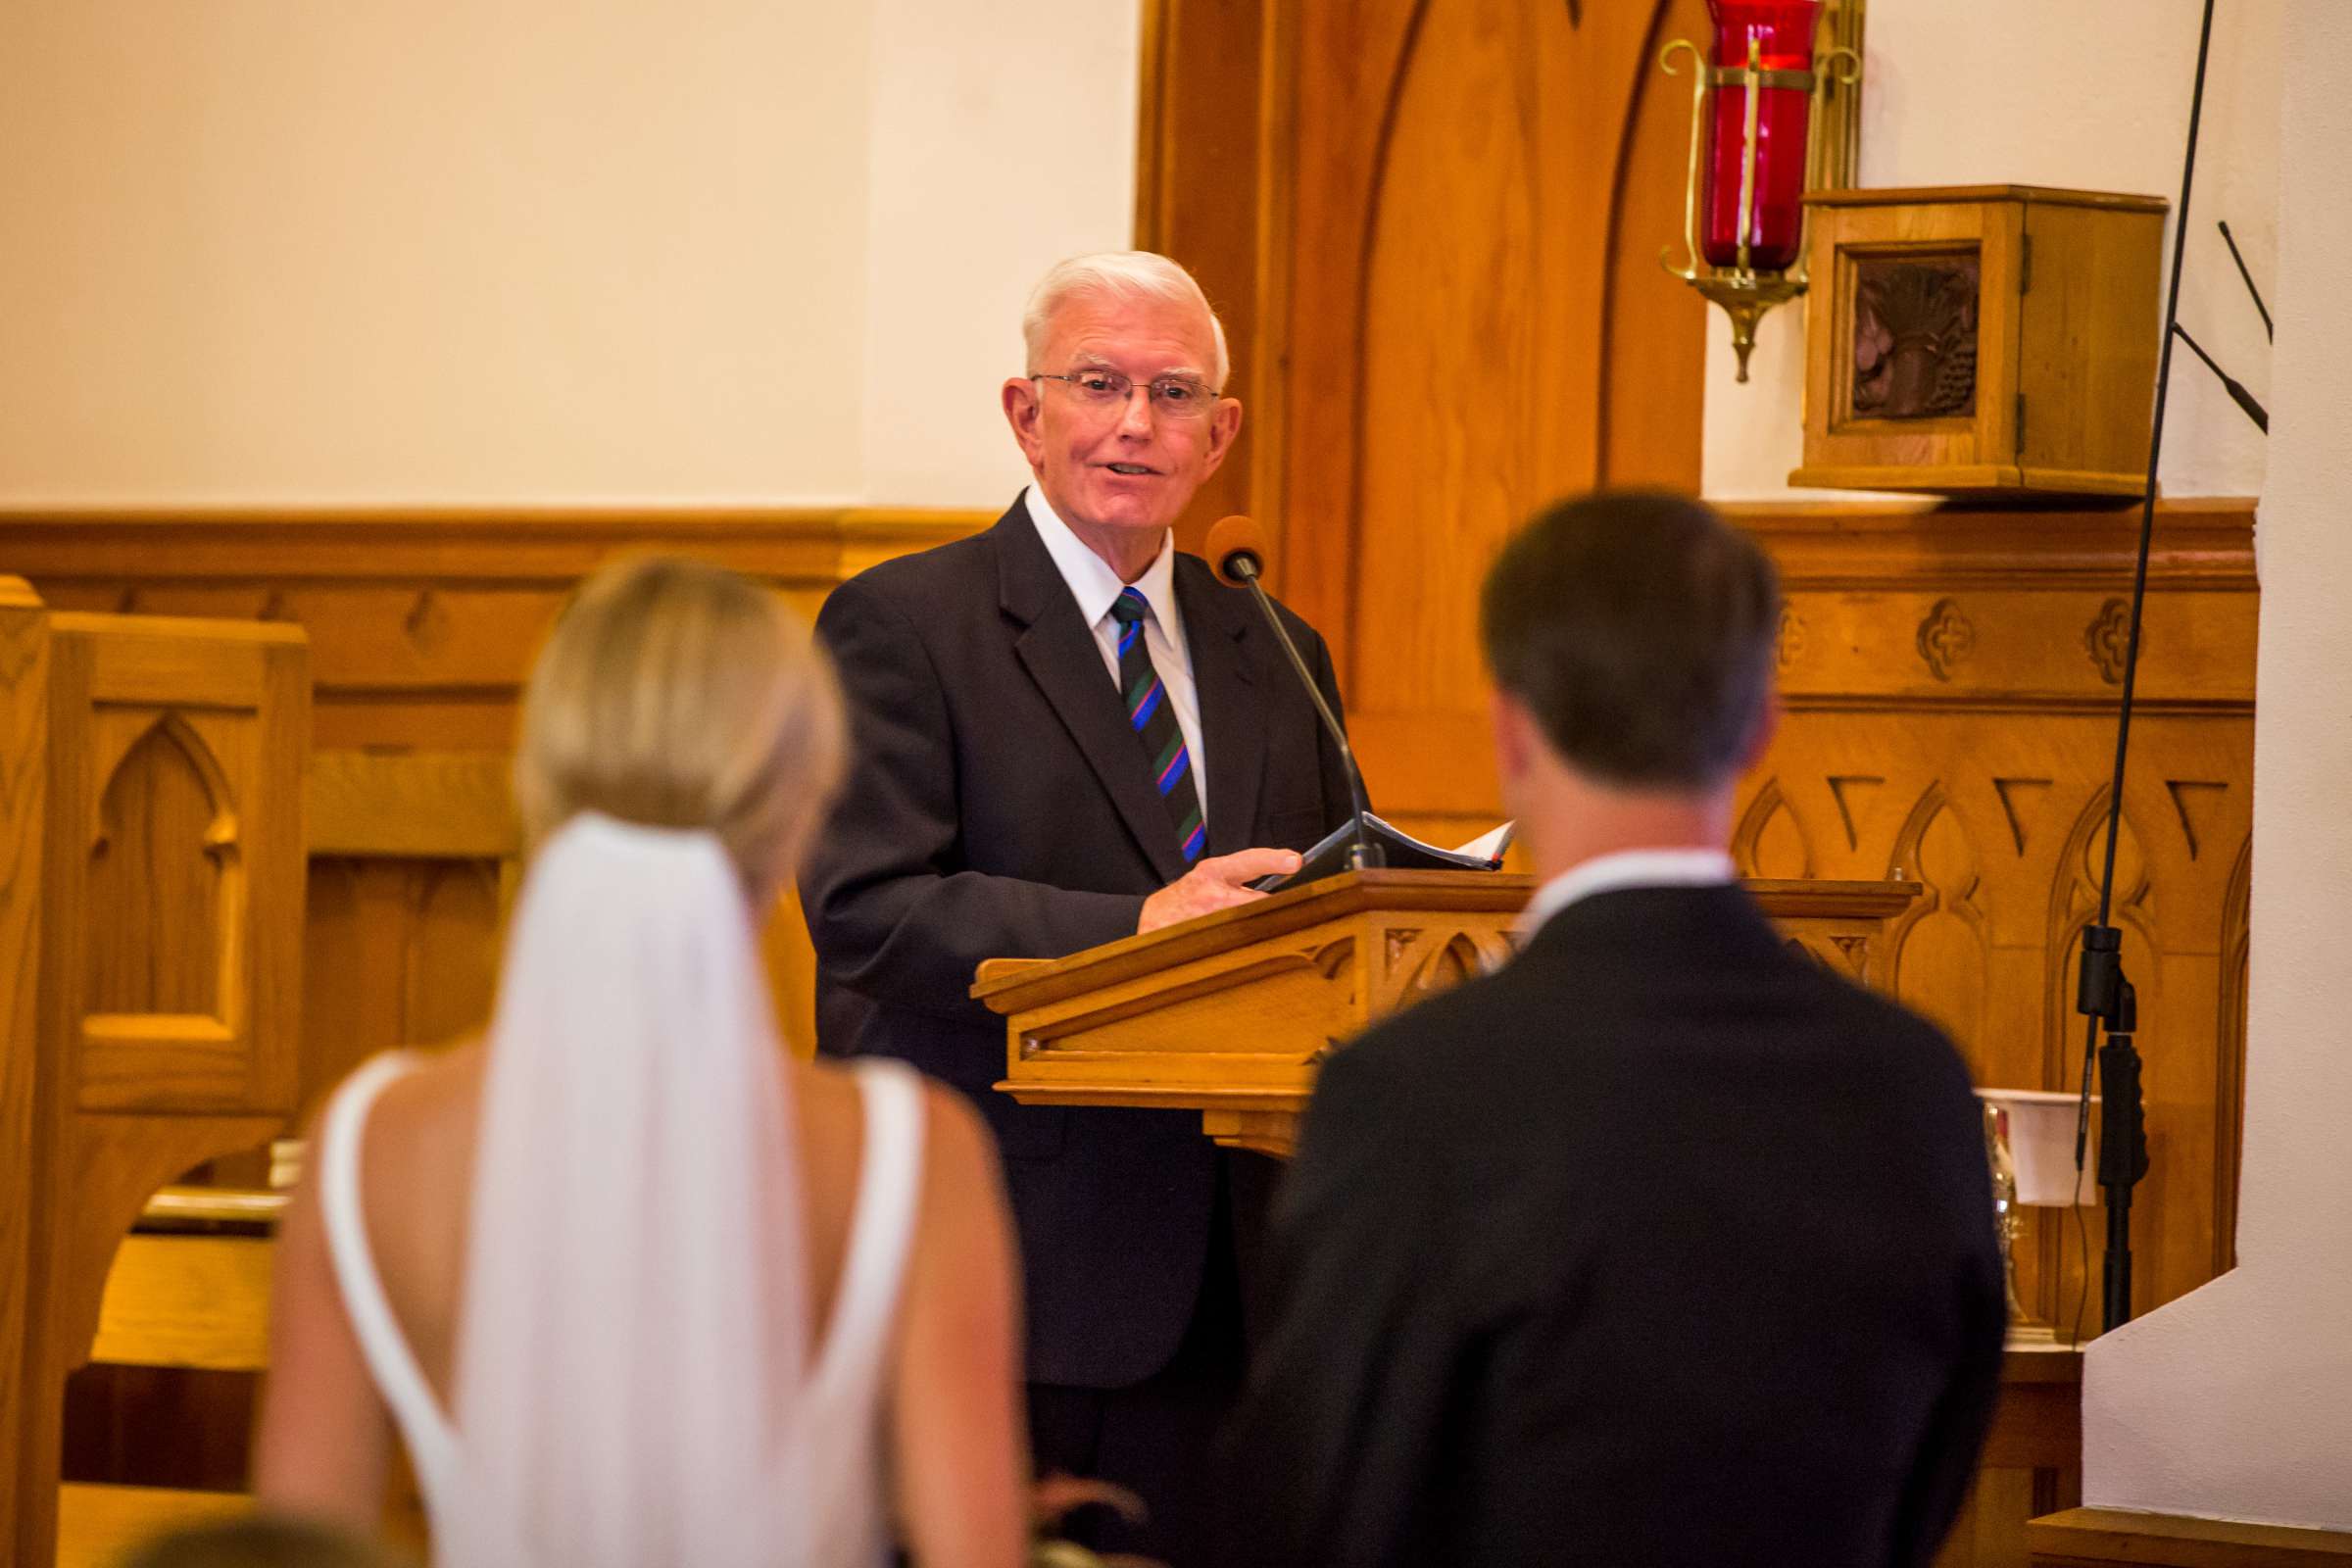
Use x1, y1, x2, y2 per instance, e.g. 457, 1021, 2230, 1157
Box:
975, 868, 1919, 1159
1788, 184, 2167, 498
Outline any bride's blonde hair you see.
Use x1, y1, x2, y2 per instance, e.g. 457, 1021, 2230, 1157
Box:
514, 556, 845, 899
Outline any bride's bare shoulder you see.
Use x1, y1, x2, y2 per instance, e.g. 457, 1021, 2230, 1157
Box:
357, 1039, 486, 1177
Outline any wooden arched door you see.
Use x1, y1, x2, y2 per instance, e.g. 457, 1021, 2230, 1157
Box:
1142, 0, 1710, 840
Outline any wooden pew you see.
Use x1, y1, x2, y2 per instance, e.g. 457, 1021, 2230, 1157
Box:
0, 582, 308, 1566
55, 1185, 282, 1565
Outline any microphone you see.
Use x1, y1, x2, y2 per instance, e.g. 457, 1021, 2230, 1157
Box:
1204, 515, 1382, 871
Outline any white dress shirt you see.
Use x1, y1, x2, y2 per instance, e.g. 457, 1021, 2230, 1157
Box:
1024, 485, 1209, 820
1519, 847, 1738, 939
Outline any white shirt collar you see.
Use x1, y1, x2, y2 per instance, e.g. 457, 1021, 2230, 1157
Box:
1519, 848, 1738, 939
1023, 484, 1180, 635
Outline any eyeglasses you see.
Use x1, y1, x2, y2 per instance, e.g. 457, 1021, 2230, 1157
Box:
1031, 367, 1220, 419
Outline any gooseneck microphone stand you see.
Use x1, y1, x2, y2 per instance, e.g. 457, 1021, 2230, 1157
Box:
1218, 546, 1384, 871
2074, 0, 2218, 1333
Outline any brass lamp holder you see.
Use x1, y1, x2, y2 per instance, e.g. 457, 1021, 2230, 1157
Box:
1660, 24, 1863, 383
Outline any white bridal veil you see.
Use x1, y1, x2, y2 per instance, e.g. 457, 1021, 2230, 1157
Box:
443, 812, 813, 1566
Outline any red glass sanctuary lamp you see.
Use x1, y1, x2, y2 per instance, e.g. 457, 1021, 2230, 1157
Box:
1663, 0, 1861, 380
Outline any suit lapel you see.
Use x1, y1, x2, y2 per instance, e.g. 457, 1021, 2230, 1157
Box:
998, 505, 1192, 884
1176, 558, 1266, 858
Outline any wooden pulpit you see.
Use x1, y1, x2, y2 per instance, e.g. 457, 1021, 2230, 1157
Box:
975, 868, 1920, 1159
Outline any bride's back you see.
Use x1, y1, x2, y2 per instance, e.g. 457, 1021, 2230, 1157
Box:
351, 1044, 873, 1422
255, 559, 1027, 1568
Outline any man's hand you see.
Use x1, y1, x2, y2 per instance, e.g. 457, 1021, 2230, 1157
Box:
1137, 848, 1303, 935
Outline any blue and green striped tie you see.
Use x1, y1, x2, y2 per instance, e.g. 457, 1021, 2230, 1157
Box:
1108, 587, 1205, 863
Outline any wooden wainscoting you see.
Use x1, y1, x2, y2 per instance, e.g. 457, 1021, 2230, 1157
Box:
0, 506, 992, 1128
1735, 500, 2256, 1329
0, 497, 2258, 1332
1291, 496, 2254, 1331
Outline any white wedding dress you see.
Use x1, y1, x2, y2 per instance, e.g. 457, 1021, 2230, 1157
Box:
311, 815, 925, 1567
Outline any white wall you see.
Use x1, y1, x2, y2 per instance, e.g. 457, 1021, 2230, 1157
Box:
1702, 0, 2281, 502
0, 1, 1136, 507
861, 0, 1139, 508
2078, 0, 2352, 1530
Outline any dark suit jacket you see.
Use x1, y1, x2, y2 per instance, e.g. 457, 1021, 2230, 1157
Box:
1221, 883, 2007, 1568
799, 497, 1357, 1389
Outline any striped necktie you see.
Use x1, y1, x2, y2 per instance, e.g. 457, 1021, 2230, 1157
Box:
1108, 586, 1205, 863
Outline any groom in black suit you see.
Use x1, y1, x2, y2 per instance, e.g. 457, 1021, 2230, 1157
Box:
1223, 491, 2006, 1567
799, 253, 1355, 1566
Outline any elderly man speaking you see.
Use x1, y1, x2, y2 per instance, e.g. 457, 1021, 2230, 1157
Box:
799, 253, 1358, 1565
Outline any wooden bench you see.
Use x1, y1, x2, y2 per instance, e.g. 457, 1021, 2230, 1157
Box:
0, 584, 309, 1566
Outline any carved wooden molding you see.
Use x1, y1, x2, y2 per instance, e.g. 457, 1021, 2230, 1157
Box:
1776, 605, 1808, 672
1915, 598, 1978, 681
2084, 596, 2132, 684
1720, 499, 2256, 590
0, 506, 992, 587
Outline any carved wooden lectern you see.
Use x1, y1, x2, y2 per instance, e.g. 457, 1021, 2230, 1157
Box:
976, 869, 1919, 1159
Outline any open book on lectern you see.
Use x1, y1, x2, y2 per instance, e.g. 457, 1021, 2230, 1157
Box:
1250, 813, 1515, 894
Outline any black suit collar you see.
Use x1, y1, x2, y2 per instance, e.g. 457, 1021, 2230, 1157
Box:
995, 500, 1192, 882
1518, 880, 1789, 969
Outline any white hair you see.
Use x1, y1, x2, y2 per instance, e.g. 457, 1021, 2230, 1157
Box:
1021, 251, 1231, 390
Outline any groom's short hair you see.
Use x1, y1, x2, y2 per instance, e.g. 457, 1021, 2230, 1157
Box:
1481, 490, 1779, 791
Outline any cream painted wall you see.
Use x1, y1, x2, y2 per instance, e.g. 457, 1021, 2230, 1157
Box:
861, 0, 1139, 509
1702, 0, 2281, 502
0, 1, 1136, 506
2079, 0, 2352, 1529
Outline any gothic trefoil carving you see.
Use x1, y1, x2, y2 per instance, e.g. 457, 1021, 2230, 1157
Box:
1915, 598, 1977, 682
1776, 605, 1807, 673
2084, 598, 2132, 685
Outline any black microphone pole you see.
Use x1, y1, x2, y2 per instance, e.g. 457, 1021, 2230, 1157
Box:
1219, 548, 1383, 871
2172, 322, 2269, 432
2074, 0, 2215, 1333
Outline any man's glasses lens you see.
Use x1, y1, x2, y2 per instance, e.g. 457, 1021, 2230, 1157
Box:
1042, 369, 1215, 416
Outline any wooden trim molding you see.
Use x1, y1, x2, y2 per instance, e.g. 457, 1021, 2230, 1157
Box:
0, 505, 993, 586
0, 505, 998, 751
2032, 1507, 2352, 1566
1719, 498, 2259, 590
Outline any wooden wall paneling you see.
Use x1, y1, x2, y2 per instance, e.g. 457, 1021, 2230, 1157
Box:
401, 861, 504, 1054
1600, 0, 1713, 491
1737, 501, 2257, 1325
0, 579, 51, 1558
1275, 0, 1426, 637
0, 501, 2253, 1322
2215, 835, 2250, 1273
0, 508, 992, 1130
1134, 0, 1271, 558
